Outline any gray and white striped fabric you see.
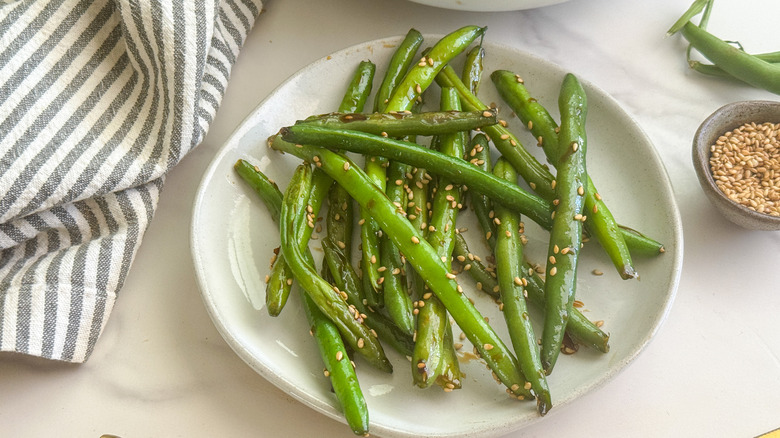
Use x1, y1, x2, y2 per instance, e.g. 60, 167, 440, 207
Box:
0, 0, 263, 362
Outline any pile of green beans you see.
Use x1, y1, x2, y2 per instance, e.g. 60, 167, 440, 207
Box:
234, 26, 665, 436
668, 0, 780, 95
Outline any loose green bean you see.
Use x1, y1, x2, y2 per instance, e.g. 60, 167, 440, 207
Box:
541, 73, 588, 374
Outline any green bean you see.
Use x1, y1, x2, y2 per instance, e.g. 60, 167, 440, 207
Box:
462, 45, 485, 97
541, 73, 588, 374
234, 159, 283, 222
491, 70, 637, 280
374, 28, 424, 114
281, 164, 392, 373
435, 65, 556, 200
275, 126, 554, 229
300, 289, 368, 436
270, 138, 533, 399
492, 157, 551, 415
380, 159, 415, 335
680, 22, 780, 95
298, 109, 498, 137
321, 237, 416, 357
340, 61, 377, 118
412, 87, 463, 390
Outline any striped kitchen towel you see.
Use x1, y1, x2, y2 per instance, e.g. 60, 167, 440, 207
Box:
0, 0, 263, 363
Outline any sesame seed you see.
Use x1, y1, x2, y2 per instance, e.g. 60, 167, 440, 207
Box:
411, 236, 420, 244
483, 343, 494, 351
335, 351, 343, 361
549, 266, 557, 276
513, 276, 522, 286
592, 269, 604, 276
482, 110, 493, 118
572, 141, 579, 151
357, 338, 365, 348
446, 272, 457, 279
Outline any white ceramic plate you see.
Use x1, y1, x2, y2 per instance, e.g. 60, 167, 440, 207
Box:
191, 35, 683, 438
405, 0, 569, 12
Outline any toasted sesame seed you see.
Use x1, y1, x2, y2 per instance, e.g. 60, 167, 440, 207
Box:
335, 351, 344, 361
483, 343, 494, 351
577, 185, 584, 195
549, 266, 558, 276
446, 272, 457, 279
549, 255, 556, 264
592, 269, 604, 276
286, 278, 293, 286
572, 141, 579, 151
411, 236, 420, 244
513, 276, 523, 286
357, 338, 365, 349
370, 255, 377, 264
482, 110, 493, 118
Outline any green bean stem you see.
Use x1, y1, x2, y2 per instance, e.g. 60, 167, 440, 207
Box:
374, 28, 424, 114
280, 164, 392, 373
493, 157, 551, 415
301, 290, 369, 436
491, 70, 638, 279
541, 73, 588, 374
271, 138, 533, 400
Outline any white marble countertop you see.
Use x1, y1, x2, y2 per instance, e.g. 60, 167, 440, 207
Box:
2, 0, 780, 436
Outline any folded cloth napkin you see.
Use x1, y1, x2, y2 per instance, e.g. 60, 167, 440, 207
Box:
0, 0, 263, 362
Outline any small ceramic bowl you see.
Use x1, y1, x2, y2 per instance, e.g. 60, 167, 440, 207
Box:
692, 100, 780, 230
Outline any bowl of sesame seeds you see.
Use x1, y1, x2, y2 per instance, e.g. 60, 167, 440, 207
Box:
692, 100, 780, 230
